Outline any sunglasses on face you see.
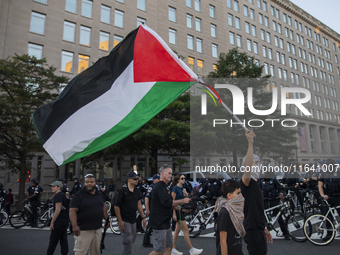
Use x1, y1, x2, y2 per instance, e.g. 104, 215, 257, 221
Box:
180, 177, 186, 180
132, 178, 139, 181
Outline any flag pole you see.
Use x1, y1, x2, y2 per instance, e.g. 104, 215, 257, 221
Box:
197, 79, 249, 131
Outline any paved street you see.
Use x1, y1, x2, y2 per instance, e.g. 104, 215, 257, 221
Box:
0, 225, 339, 255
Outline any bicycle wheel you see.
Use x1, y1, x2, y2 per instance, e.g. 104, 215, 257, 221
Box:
285, 212, 309, 242
187, 215, 203, 238
0, 211, 9, 227
37, 209, 48, 228
105, 201, 111, 214
109, 216, 121, 235
304, 214, 335, 246
10, 210, 27, 229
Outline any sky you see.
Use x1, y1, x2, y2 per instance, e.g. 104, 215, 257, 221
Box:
290, 0, 340, 35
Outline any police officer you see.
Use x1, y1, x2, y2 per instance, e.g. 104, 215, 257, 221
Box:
183, 174, 193, 196
318, 158, 340, 240
205, 174, 221, 206
70, 177, 82, 197
281, 162, 304, 212
259, 172, 291, 240
97, 179, 107, 202
25, 178, 44, 227
142, 174, 160, 247
57, 178, 69, 195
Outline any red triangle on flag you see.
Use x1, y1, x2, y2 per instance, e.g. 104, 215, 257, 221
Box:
134, 26, 193, 83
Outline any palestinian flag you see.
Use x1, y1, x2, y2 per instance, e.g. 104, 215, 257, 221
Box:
33, 24, 198, 166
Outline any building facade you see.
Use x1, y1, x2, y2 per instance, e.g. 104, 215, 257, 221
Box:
0, 0, 340, 197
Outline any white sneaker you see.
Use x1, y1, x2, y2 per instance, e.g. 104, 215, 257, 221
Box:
171, 248, 183, 255
190, 248, 203, 255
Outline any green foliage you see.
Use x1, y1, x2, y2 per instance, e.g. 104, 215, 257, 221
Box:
0, 54, 68, 206
193, 48, 297, 164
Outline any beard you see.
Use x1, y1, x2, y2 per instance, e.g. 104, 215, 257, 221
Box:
86, 186, 95, 192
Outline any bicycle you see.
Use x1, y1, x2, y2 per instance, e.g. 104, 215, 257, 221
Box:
303, 190, 320, 216
9, 202, 34, 229
264, 194, 311, 242
303, 200, 340, 245
0, 197, 9, 227
186, 204, 215, 238
37, 200, 54, 228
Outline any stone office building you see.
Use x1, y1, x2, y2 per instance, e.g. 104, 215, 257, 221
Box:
0, 0, 339, 197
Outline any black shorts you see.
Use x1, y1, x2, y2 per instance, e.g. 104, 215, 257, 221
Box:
244, 229, 267, 255
175, 209, 186, 222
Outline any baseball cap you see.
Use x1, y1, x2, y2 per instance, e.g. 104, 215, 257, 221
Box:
49, 181, 63, 188
127, 171, 139, 179
152, 174, 160, 179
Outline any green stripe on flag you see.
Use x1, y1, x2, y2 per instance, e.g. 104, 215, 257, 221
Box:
62, 81, 196, 165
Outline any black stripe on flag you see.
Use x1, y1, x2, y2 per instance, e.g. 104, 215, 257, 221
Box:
33, 27, 139, 144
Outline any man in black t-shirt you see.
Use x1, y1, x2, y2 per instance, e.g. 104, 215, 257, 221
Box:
69, 174, 109, 255
47, 181, 69, 255
115, 171, 147, 255
240, 130, 272, 255
149, 165, 191, 255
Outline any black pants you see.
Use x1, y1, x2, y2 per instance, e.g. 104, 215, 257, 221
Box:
244, 229, 267, 255
143, 221, 152, 245
30, 200, 40, 226
47, 220, 69, 255
264, 199, 289, 235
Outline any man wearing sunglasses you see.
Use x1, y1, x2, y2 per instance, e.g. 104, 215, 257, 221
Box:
115, 171, 147, 255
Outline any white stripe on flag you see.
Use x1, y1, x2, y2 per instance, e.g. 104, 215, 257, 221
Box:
43, 62, 155, 165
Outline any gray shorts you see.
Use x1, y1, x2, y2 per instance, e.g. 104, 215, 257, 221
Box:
153, 228, 173, 253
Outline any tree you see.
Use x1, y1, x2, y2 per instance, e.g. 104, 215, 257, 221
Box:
191, 47, 297, 169
0, 54, 69, 208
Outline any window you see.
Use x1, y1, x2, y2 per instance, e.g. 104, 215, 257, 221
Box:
295, 74, 300, 85
228, 14, 233, 26
235, 17, 240, 29
212, 44, 218, 58
278, 23, 282, 34
268, 48, 272, 59
34, 0, 47, 3
79, 26, 91, 46
196, 38, 202, 53
274, 36, 278, 46
195, 18, 202, 32
283, 70, 287, 80
186, 0, 192, 8
230, 32, 235, 45
263, 1, 267, 11
280, 38, 284, 49
290, 30, 294, 40
287, 42, 291, 52
28, 43, 43, 59
245, 22, 250, 34
272, 21, 277, 31
271, 6, 275, 16
114, 35, 123, 47
101, 5, 111, 24
276, 9, 280, 19
252, 25, 256, 37
283, 13, 287, 23
78, 54, 89, 73
264, 63, 269, 75
285, 27, 289, 37
266, 32, 271, 43
61, 51, 73, 72
211, 24, 217, 37
197, 60, 203, 75
253, 41, 258, 54
278, 68, 282, 79
244, 5, 249, 16
247, 39, 252, 51
265, 16, 269, 27
99, 31, 109, 51
187, 35, 194, 50
259, 13, 263, 24
210, 5, 215, 18
187, 14, 193, 28
281, 54, 285, 65
168, 7, 176, 22
63, 21, 76, 42
227, 0, 232, 8
188, 57, 194, 71
169, 29, 176, 44
237, 35, 242, 47
65, 0, 77, 13
114, 10, 124, 28
292, 44, 296, 55
137, 0, 146, 11
262, 46, 267, 57
276, 52, 280, 63
137, 17, 146, 27
30, 12, 46, 35
257, 0, 261, 9
233, 0, 239, 12
81, 0, 92, 18
250, 9, 255, 20
195, 0, 201, 12
270, 65, 274, 76
288, 16, 292, 26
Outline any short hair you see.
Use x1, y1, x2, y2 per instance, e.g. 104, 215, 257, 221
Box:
159, 164, 171, 174
84, 174, 95, 179
221, 179, 240, 198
